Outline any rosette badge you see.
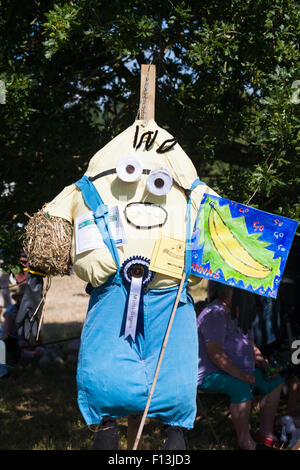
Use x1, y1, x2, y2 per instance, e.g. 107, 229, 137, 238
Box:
120, 256, 154, 341
131, 265, 145, 278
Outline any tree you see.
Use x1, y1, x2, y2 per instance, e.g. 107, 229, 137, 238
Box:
0, 0, 299, 273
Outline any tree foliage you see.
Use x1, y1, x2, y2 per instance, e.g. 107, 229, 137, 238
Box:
0, 0, 299, 272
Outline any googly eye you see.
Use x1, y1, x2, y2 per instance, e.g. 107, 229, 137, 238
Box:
146, 169, 173, 196
116, 155, 143, 182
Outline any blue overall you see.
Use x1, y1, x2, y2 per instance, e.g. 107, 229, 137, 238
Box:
75, 176, 203, 429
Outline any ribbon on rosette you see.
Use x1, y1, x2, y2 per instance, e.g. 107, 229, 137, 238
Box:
120, 256, 154, 342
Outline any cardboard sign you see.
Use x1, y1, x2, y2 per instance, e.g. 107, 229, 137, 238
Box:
150, 232, 185, 279
190, 194, 298, 298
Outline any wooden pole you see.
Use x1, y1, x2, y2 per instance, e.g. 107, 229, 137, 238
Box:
126, 63, 157, 450
139, 64, 156, 123
132, 272, 187, 450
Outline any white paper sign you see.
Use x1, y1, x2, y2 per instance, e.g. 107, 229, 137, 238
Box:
75, 207, 127, 255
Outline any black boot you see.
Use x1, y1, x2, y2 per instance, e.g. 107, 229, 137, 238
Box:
161, 426, 186, 450
92, 416, 119, 450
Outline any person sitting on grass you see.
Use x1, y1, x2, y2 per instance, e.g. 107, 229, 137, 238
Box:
197, 283, 284, 450
1, 284, 26, 363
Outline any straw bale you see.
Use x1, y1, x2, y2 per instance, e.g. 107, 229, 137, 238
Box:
23, 210, 73, 276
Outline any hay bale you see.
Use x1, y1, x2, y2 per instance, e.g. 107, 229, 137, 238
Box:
23, 210, 73, 276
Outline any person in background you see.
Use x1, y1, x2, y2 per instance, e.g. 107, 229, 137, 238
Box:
252, 295, 281, 356
197, 283, 284, 450
0, 268, 12, 319
14, 252, 29, 287
1, 284, 26, 363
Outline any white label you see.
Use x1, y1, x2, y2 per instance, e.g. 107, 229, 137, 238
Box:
75, 207, 127, 255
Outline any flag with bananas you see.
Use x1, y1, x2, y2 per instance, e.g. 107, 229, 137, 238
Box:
190, 194, 298, 298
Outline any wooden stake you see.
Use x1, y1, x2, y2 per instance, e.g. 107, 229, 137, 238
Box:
132, 272, 187, 450
139, 64, 156, 123
126, 64, 157, 450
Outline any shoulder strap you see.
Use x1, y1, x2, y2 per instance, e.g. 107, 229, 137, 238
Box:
75, 176, 121, 271
184, 178, 205, 279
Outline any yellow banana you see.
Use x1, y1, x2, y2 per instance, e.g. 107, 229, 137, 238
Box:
208, 203, 272, 279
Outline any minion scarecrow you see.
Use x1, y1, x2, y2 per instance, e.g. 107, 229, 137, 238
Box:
17, 68, 218, 450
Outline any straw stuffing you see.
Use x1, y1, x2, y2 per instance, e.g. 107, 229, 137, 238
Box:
23, 210, 73, 276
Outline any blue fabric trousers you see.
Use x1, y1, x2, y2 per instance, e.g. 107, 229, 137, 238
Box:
76, 275, 198, 429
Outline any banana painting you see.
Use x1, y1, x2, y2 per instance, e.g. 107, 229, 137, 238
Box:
191, 194, 298, 299
208, 202, 271, 279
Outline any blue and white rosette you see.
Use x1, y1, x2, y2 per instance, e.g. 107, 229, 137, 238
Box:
120, 256, 154, 342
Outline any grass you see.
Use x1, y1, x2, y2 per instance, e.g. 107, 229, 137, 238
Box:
0, 275, 290, 450
0, 359, 166, 450
0, 359, 227, 450
0, 356, 290, 451
0, 358, 289, 450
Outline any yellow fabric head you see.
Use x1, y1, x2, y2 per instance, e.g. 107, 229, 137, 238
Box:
44, 120, 218, 288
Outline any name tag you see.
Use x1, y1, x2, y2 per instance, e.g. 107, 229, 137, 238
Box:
150, 232, 185, 280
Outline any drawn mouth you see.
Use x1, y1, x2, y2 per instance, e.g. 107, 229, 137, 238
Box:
124, 202, 168, 229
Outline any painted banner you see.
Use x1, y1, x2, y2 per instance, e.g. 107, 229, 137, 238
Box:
190, 194, 299, 298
